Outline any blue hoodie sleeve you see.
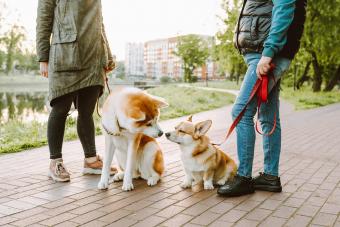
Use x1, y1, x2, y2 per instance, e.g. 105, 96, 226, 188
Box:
262, 0, 296, 58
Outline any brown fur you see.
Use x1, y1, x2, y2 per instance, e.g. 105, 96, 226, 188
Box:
153, 149, 164, 175
169, 118, 237, 189
125, 92, 159, 126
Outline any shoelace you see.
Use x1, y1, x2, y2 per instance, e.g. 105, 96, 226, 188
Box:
55, 162, 69, 176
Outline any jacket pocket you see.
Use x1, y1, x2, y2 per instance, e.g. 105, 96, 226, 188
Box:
52, 33, 82, 72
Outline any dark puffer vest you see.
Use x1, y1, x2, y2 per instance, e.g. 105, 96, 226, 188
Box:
234, 0, 307, 59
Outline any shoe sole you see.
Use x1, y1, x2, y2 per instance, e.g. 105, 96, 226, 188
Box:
83, 168, 117, 175
47, 172, 70, 182
217, 189, 255, 197
82, 168, 102, 175
254, 185, 282, 192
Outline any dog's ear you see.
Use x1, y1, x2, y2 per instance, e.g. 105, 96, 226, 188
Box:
127, 108, 146, 121
150, 95, 169, 109
194, 120, 212, 138
187, 115, 193, 122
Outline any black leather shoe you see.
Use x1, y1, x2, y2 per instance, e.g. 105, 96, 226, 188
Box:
217, 174, 255, 197
253, 172, 282, 192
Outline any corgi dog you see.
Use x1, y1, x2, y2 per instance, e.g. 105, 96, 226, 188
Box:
165, 116, 237, 191
97, 87, 168, 191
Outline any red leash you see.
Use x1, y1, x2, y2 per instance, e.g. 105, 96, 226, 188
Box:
212, 64, 276, 146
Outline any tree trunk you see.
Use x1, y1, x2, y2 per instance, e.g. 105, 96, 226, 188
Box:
311, 51, 322, 92
296, 61, 311, 89
324, 65, 340, 91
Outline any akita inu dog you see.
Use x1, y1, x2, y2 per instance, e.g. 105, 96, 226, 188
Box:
98, 87, 168, 191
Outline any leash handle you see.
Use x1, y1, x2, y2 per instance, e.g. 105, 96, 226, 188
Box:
212, 63, 277, 146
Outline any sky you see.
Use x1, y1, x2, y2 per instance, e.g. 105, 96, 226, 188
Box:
2, 0, 224, 60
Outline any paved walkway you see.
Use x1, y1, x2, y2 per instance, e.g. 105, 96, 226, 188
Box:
0, 100, 340, 226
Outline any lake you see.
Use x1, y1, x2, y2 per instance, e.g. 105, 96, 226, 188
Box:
0, 91, 51, 123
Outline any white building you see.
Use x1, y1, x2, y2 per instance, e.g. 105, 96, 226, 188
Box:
125, 43, 145, 78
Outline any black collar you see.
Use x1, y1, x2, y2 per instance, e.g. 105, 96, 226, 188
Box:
102, 119, 126, 136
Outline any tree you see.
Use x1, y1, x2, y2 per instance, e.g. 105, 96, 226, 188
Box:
114, 61, 125, 80
2, 25, 26, 74
214, 0, 247, 83
175, 35, 210, 83
297, 0, 340, 91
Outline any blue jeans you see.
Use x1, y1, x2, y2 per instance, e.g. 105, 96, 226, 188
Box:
232, 53, 291, 177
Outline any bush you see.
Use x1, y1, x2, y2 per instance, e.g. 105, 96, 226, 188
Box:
160, 76, 171, 84
191, 76, 198, 83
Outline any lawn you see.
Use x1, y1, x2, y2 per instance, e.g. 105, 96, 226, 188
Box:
188, 80, 241, 90
191, 80, 340, 110
280, 86, 340, 110
0, 85, 235, 154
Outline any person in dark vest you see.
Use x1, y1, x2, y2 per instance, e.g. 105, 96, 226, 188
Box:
36, 0, 117, 182
218, 0, 307, 197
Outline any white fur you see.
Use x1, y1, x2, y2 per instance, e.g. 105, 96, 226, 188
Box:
98, 87, 164, 191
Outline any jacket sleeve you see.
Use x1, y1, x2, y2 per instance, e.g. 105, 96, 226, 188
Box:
102, 23, 114, 62
262, 0, 296, 58
36, 0, 56, 62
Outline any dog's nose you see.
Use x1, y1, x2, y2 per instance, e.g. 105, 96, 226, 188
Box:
165, 132, 170, 137
158, 131, 164, 137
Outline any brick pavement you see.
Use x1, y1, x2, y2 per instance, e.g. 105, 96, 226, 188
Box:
0, 100, 339, 227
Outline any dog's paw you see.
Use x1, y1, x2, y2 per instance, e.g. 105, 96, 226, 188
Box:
122, 181, 134, 191
204, 182, 214, 190
216, 179, 226, 186
112, 172, 124, 182
97, 180, 109, 190
181, 181, 192, 189
147, 176, 159, 186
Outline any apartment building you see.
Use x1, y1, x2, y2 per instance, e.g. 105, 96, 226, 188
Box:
125, 43, 145, 78
143, 35, 216, 80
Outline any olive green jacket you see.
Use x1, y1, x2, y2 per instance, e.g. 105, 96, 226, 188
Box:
36, 0, 114, 102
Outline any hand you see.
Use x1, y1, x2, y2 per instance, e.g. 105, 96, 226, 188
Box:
256, 56, 272, 80
40, 62, 49, 78
104, 60, 115, 73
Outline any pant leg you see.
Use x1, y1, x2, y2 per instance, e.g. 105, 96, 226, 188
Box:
48, 94, 74, 159
232, 53, 261, 177
76, 85, 102, 158
260, 57, 291, 176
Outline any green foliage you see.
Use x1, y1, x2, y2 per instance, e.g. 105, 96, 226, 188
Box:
1, 85, 235, 154
147, 85, 235, 120
214, 0, 247, 82
215, 0, 340, 92
114, 61, 125, 79
191, 76, 198, 83
160, 76, 171, 84
175, 35, 210, 83
281, 86, 340, 110
2, 25, 26, 74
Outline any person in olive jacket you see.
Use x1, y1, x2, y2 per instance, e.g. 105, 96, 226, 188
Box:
218, 0, 307, 197
37, 0, 116, 182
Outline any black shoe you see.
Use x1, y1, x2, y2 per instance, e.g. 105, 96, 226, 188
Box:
253, 172, 282, 192
217, 174, 255, 197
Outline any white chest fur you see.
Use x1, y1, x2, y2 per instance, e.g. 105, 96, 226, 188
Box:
180, 144, 213, 172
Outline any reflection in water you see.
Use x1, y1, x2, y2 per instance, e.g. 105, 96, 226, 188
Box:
0, 92, 49, 123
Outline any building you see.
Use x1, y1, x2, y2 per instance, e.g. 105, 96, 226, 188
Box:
125, 43, 145, 78
143, 35, 217, 80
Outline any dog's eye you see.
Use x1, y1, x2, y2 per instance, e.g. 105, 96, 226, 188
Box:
146, 123, 152, 127
178, 130, 185, 134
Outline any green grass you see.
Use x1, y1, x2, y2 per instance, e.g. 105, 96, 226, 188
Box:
281, 86, 340, 110
148, 85, 235, 120
0, 85, 235, 154
187, 80, 340, 110
187, 80, 241, 90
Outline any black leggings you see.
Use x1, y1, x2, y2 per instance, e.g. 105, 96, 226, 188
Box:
48, 86, 102, 159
